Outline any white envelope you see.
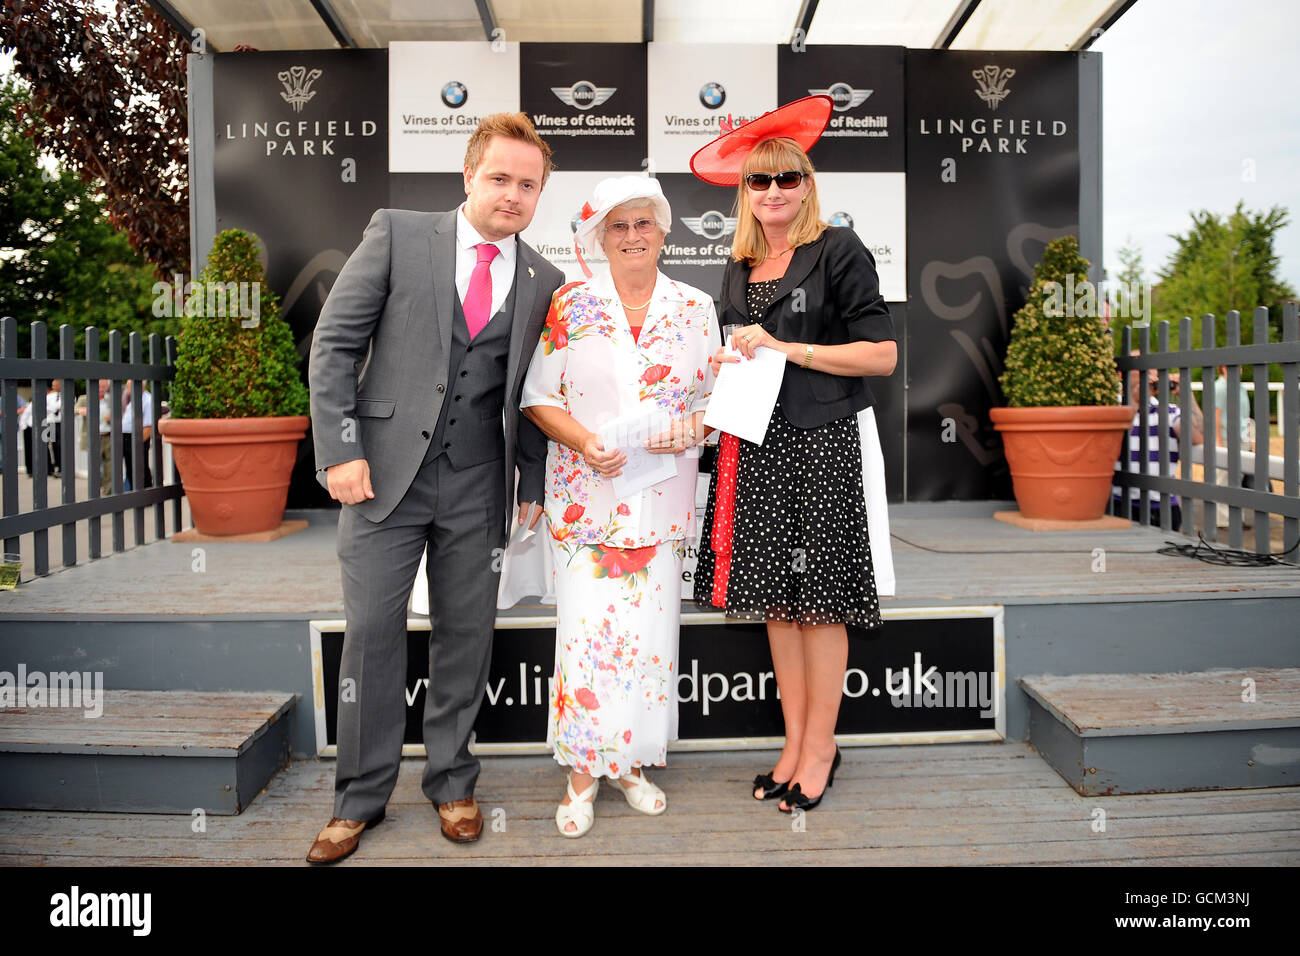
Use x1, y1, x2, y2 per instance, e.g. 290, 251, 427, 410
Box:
702, 344, 786, 445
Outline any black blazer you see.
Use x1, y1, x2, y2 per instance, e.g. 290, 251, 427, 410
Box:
719, 225, 895, 429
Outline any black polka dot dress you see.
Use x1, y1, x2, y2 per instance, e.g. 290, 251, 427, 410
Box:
693, 278, 883, 633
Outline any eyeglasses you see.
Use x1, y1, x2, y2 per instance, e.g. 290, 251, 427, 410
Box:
604, 218, 658, 236
745, 170, 805, 191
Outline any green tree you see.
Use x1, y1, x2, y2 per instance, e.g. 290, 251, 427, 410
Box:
0, 77, 167, 367
1153, 202, 1295, 352
1107, 236, 1149, 353
0, 0, 191, 275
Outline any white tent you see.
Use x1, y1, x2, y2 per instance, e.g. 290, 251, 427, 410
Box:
148, 0, 1136, 52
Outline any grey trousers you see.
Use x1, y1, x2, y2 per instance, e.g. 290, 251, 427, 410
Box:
333, 452, 506, 820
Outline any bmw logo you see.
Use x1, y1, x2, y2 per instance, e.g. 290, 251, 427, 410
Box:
699, 82, 726, 110
828, 211, 854, 229
441, 81, 468, 109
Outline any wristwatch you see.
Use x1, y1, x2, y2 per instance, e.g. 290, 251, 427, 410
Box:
802, 344, 814, 368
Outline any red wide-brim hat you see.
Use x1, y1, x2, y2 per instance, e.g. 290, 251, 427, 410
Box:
689, 95, 834, 187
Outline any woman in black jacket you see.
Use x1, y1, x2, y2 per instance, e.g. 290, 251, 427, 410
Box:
691, 99, 897, 813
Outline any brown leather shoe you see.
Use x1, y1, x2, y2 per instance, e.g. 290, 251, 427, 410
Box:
305, 810, 385, 864
436, 797, 483, 843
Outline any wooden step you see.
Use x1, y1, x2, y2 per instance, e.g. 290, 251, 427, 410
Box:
0, 690, 295, 814
1019, 669, 1300, 795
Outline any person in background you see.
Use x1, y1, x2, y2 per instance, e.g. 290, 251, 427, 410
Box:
74, 380, 114, 496
1113, 356, 1202, 531
1213, 364, 1263, 527
17, 392, 34, 475
45, 379, 63, 476
121, 380, 153, 490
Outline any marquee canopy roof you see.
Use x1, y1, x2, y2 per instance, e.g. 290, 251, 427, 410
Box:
149, 0, 1135, 53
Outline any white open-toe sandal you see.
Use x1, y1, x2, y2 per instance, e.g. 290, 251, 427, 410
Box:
555, 775, 599, 838
612, 770, 666, 816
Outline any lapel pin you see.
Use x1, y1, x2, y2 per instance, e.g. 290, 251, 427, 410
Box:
528, 266, 535, 278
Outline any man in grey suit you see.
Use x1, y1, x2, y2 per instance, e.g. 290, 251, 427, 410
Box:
306, 113, 564, 863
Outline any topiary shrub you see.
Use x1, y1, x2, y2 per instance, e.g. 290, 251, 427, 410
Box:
999, 235, 1119, 408
168, 229, 309, 419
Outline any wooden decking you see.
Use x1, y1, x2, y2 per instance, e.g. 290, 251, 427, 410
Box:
3, 508, 1299, 619
2, 743, 1296, 865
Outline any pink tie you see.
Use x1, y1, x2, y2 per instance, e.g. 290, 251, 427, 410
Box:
464, 242, 499, 339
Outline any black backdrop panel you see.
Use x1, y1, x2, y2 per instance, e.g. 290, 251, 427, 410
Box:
654, 173, 741, 304
777, 45, 905, 173
207, 46, 1093, 505
905, 50, 1081, 501
389, 172, 467, 213
213, 50, 389, 508
317, 612, 999, 747
520, 43, 648, 171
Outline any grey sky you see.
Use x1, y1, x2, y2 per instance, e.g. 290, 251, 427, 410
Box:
1092, 0, 1300, 291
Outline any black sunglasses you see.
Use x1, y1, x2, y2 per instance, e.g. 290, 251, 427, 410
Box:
745, 170, 805, 190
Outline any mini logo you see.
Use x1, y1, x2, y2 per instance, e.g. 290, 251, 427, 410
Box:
682, 211, 738, 240
809, 82, 872, 112
972, 65, 1015, 109
828, 211, 854, 229
699, 82, 726, 110
441, 81, 468, 109
552, 81, 617, 110
278, 66, 322, 113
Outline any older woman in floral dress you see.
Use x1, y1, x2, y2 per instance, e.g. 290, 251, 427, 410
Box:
521, 176, 720, 837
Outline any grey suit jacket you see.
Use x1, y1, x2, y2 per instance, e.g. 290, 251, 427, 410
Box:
308, 207, 565, 534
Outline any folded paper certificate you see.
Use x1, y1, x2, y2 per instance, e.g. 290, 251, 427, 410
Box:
703, 344, 787, 445
598, 408, 678, 497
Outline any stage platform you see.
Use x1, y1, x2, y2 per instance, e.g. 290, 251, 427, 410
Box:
4, 501, 1300, 618
1, 744, 1296, 866
2, 502, 1297, 755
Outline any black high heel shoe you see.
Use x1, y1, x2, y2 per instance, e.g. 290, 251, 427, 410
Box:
778, 747, 841, 813
752, 771, 790, 801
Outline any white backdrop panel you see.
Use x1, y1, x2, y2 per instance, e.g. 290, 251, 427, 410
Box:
389, 41, 521, 172
647, 43, 777, 173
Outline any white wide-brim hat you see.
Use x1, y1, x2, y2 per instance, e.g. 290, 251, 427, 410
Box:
573, 175, 672, 259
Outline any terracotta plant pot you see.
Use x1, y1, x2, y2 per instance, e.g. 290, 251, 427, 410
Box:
990, 405, 1136, 521
159, 415, 309, 535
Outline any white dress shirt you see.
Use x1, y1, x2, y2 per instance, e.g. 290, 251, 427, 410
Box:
455, 204, 517, 322
122, 389, 153, 433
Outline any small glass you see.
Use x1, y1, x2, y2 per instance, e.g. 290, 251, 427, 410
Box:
0, 553, 21, 590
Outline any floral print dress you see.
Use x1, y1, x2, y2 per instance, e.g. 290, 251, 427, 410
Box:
520, 269, 720, 777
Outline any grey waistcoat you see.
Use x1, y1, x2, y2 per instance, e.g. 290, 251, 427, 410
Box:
425, 280, 517, 469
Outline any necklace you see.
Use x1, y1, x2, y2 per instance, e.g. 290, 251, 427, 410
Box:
763, 246, 793, 261
619, 296, 653, 310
